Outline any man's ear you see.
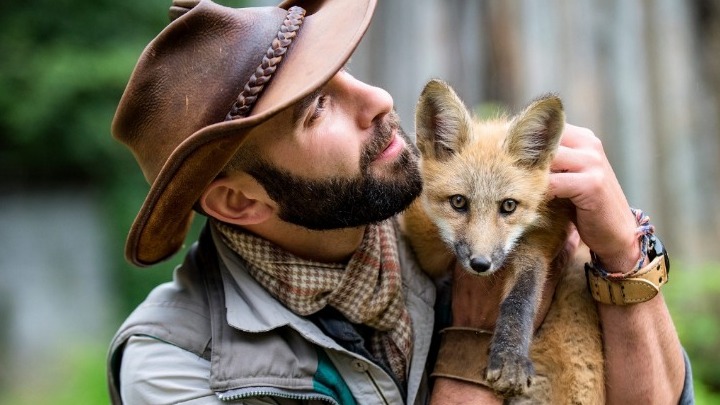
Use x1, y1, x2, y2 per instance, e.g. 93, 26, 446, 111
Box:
200, 176, 274, 226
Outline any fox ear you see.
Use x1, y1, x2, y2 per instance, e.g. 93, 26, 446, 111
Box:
415, 79, 473, 161
505, 94, 565, 169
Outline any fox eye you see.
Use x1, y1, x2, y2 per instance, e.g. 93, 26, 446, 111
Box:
500, 199, 517, 214
449, 195, 468, 211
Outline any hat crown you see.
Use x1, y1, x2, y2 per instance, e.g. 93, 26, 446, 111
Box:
169, 0, 201, 21
112, 0, 287, 183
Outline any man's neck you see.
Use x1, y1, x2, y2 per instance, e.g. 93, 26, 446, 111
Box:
243, 220, 367, 263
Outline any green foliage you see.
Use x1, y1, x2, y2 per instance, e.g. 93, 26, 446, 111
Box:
0, 343, 109, 405
0, 0, 168, 184
695, 380, 720, 405
0, 0, 184, 321
664, 260, 720, 402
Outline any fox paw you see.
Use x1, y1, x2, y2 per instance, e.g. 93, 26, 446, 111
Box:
484, 351, 535, 397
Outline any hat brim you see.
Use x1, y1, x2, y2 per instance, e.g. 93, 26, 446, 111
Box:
126, 0, 377, 266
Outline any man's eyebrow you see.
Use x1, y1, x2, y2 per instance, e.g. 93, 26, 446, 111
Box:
293, 87, 322, 125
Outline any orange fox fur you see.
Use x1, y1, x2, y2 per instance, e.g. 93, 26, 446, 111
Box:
401, 79, 604, 403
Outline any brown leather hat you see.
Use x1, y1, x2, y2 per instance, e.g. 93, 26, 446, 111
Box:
113, 0, 377, 267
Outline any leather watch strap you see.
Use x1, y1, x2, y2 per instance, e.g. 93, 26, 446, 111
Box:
586, 254, 668, 305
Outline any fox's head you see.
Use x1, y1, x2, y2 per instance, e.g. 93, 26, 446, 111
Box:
414, 79, 565, 275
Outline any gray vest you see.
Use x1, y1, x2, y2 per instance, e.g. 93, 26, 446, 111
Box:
107, 223, 436, 404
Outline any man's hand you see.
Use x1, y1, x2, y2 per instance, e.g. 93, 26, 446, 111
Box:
549, 123, 685, 404
548, 124, 640, 274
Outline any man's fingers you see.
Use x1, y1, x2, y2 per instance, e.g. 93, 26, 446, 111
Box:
551, 145, 588, 173
560, 124, 601, 148
548, 171, 587, 201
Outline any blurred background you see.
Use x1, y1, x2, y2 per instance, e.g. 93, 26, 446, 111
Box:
1, 0, 719, 403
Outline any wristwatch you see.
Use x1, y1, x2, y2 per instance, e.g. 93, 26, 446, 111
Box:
585, 234, 670, 305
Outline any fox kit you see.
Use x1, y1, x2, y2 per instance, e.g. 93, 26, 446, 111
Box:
402, 79, 604, 402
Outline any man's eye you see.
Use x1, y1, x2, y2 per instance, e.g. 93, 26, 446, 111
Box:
309, 95, 327, 123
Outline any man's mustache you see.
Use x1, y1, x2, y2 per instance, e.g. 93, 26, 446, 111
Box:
361, 110, 401, 167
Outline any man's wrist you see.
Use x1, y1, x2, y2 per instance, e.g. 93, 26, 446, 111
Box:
585, 208, 670, 306
584, 207, 644, 275
587, 207, 662, 276
589, 226, 641, 275
431, 377, 502, 405
594, 245, 643, 275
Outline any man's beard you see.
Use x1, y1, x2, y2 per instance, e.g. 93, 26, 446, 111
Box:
245, 111, 423, 230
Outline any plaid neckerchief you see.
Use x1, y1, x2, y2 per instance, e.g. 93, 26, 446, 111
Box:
214, 219, 413, 383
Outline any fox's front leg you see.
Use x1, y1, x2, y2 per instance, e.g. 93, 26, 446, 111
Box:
485, 261, 544, 397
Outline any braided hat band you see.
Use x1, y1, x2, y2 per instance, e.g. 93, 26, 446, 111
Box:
226, 6, 306, 120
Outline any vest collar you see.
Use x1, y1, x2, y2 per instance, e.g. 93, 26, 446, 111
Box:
210, 225, 346, 351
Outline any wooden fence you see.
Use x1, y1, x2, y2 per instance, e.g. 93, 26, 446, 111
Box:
351, 0, 720, 263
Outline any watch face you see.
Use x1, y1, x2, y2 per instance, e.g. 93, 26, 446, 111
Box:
648, 234, 670, 274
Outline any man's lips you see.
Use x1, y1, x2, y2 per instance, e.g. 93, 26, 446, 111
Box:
374, 130, 403, 162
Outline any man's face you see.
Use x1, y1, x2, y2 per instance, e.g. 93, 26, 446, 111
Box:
246, 70, 422, 230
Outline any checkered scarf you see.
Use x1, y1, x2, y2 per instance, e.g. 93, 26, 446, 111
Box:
214, 219, 413, 383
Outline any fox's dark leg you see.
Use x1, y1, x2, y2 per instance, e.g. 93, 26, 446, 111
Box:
485, 260, 543, 397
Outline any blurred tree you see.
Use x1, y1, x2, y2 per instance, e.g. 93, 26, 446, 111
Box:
0, 0, 167, 186
692, 0, 720, 196
0, 1, 254, 315
0, 0, 180, 317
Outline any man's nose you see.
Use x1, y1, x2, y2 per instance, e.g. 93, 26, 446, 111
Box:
338, 72, 394, 129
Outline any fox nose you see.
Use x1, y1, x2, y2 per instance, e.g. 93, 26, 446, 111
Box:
470, 257, 491, 273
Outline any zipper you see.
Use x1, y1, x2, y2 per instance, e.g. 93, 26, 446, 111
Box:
217, 386, 339, 404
